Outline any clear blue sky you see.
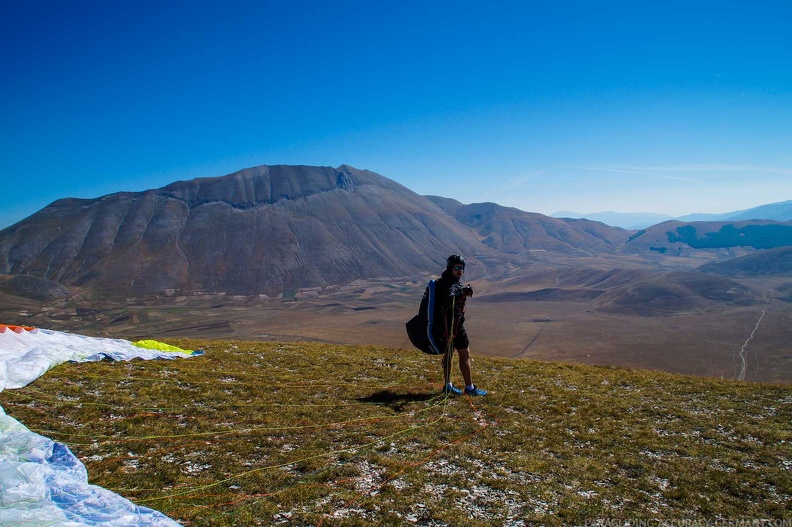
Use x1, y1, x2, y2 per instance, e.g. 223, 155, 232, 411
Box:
2, 0, 791, 229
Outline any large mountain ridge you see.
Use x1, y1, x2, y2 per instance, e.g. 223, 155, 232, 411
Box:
0, 165, 492, 297
1, 164, 791, 302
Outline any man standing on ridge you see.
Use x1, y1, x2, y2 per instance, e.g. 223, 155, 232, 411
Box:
430, 255, 487, 396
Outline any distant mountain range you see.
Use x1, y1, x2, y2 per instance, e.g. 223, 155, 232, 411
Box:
0, 165, 627, 299
552, 200, 792, 229
1, 164, 791, 301
550, 211, 674, 230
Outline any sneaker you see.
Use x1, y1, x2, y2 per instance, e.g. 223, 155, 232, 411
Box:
442, 384, 463, 396
464, 385, 488, 396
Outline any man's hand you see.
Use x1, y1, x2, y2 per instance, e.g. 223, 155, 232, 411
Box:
462, 284, 473, 297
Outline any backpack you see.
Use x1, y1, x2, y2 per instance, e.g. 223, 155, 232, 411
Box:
405, 280, 444, 355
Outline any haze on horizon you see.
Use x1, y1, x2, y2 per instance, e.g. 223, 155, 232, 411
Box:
2, 1, 791, 230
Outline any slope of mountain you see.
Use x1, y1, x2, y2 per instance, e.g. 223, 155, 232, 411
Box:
476, 266, 761, 316
0, 274, 71, 301
0, 165, 494, 297
728, 200, 792, 221
438, 201, 630, 254
623, 220, 792, 255
697, 246, 792, 277
423, 195, 463, 216
676, 199, 792, 223
0, 166, 638, 299
777, 282, 792, 303
671, 212, 736, 223
594, 271, 762, 315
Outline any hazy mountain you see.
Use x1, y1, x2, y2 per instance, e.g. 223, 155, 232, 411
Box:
554, 200, 792, 229
676, 200, 792, 223
0, 164, 629, 299
672, 211, 737, 223
551, 210, 674, 230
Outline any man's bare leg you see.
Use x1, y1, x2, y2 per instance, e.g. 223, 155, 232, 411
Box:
456, 347, 473, 387
441, 349, 453, 387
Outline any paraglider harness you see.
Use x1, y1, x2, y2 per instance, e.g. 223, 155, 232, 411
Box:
406, 279, 466, 355
406, 280, 443, 355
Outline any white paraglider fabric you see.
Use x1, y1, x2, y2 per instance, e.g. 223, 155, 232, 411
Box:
0, 327, 197, 391
0, 327, 196, 526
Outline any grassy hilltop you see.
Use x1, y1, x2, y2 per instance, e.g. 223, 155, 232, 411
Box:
1, 340, 789, 526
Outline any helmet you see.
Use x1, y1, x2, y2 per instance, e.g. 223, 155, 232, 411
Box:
446, 254, 465, 269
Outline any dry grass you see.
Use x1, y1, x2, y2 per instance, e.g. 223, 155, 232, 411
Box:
1, 339, 790, 526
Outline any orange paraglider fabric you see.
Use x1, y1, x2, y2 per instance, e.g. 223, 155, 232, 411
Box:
0, 324, 36, 333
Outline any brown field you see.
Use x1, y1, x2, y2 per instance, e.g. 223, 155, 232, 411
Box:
3, 260, 791, 384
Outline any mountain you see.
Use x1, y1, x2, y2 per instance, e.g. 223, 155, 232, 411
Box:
0, 164, 629, 299
423, 195, 463, 216
0, 165, 493, 298
475, 266, 762, 316
430, 200, 629, 254
676, 200, 792, 223
0, 274, 71, 301
672, 211, 738, 223
623, 219, 792, 255
554, 200, 792, 229
697, 246, 792, 277
593, 271, 762, 315
551, 210, 674, 230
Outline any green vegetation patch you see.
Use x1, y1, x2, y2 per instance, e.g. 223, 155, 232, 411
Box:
667, 224, 792, 250
1, 341, 789, 526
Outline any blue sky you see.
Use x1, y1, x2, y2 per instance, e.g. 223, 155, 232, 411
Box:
2, 0, 791, 229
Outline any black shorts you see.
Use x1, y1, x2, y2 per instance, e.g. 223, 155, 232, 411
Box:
432, 317, 470, 353
441, 319, 469, 351
452, 324, 470, 350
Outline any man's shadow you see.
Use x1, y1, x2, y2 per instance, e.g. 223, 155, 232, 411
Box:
358, 390, 437, 412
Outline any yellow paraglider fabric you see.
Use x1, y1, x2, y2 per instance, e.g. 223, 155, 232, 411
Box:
132, 339, 192, 354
